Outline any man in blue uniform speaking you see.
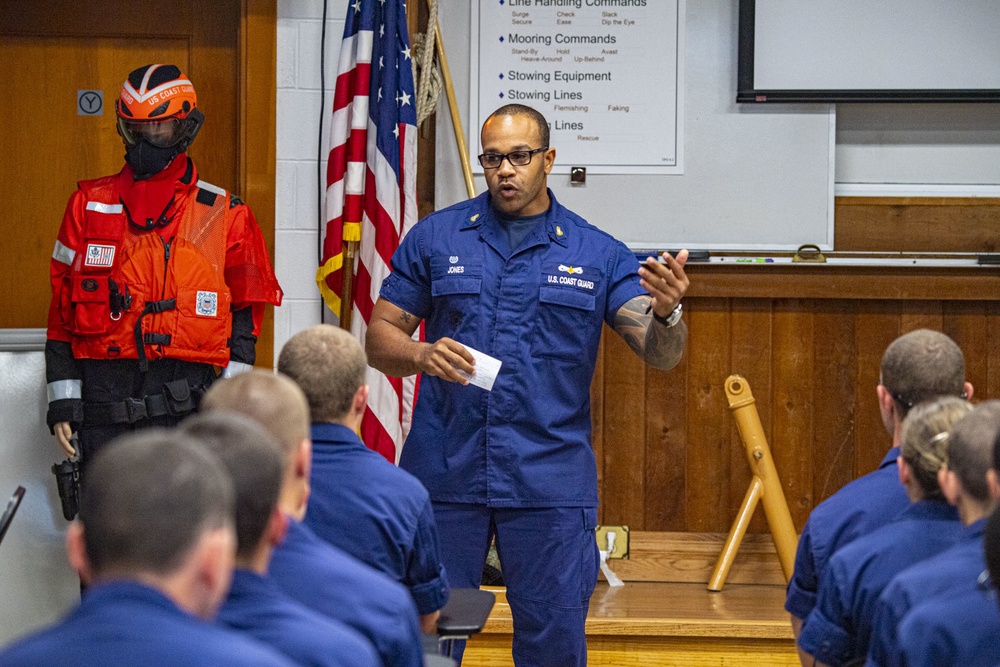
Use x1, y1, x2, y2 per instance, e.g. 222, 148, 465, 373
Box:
366, 104, 690, 666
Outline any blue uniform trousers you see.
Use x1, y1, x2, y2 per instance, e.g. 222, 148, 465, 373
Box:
433, 503, 599, 667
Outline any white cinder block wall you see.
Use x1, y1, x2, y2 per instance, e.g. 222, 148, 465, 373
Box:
274, 0, 350, 362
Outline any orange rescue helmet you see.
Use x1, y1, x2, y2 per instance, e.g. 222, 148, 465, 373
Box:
116, 64, 197, 121
115, 64, 204, 151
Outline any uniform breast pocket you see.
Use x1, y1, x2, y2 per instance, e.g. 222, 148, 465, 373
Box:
431, 256, 483, 336
532, 286, 599, 361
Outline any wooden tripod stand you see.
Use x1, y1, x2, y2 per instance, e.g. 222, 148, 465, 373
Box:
707, 375, 799, 592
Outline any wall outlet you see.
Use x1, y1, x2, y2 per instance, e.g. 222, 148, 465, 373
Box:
595, 525, 629, 559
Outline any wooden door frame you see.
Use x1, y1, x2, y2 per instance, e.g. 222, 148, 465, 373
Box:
240, 0, 278, 367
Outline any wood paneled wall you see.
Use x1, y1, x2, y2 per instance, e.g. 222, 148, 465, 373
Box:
592, 266, 1000, 533
836, 197, 1000, 252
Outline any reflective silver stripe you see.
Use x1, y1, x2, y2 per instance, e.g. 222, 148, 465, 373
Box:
196, 180, 226, 196
47, 379, 82, 403
52, 240, 76, 265
222, 362, 253, 379
85, 201, 123, 214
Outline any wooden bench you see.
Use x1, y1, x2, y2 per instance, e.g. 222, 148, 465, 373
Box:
462, 532, 799, 667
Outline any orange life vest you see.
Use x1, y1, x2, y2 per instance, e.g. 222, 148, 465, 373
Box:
60, 175, 232, 367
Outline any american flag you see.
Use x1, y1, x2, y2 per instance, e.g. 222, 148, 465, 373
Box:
317, 0, 419, 463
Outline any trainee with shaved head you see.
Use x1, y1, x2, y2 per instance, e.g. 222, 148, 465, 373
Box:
0, 430, 293, 666
279, 324, 448, 634
786, 330, 973, 662
201, 370, 425, 667
183, 411, 378, 667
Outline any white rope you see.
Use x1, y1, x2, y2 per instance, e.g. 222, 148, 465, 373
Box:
412, 0, 443, 129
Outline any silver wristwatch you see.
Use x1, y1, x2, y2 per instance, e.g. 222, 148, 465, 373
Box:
653, 303, 683, 328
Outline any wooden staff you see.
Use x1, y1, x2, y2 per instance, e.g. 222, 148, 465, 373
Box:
339, 240, 357, 330
708, 375, 799, 592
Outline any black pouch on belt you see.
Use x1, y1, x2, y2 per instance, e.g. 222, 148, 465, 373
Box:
163, 379, 194, 416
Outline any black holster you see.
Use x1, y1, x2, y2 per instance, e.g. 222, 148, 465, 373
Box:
51, 456, 80, 521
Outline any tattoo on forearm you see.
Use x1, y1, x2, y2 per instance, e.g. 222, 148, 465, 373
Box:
400, 310, 413, 324
615, 298, 648, 353
643, 311, 687, 370
613, 297, 687, 370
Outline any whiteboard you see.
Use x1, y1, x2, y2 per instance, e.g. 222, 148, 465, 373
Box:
435, 0, 835, 251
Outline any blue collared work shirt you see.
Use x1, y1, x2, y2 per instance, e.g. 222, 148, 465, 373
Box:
269, 517, 424, 667
305, 423, 449, 615
0, 581, 295, 667
898, 583, 1000, 667
786, 447, 910, 622
799, 500, 962, 667
380, 190, 646, 508
216, 569, 378, 667
865, 517, 987, 667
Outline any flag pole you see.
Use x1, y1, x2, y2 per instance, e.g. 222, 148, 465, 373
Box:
339, 241, 357, 329
428, 2, 476, 198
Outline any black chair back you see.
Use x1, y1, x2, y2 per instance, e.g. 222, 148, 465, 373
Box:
0, 486, 26, 546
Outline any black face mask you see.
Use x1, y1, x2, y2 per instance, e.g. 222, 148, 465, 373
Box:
124, 139, 181, 180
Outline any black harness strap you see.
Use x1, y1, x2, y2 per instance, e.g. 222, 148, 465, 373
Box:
133, 298, 176, 371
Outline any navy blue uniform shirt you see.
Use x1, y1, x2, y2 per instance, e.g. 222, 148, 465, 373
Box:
380, 190, 645, 508
305, 422, 449, 615
216, 569, 378, 667
0, 581, 294, 667
898, 583, 1000, 667
865, 517, 987, 667
786, 447, 910, 621
798, 500, 962, 667
269, 517, 424, 667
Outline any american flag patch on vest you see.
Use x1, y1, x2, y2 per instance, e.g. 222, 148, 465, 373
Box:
84, 244, 115, 268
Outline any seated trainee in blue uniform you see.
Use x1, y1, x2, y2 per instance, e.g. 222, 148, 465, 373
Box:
866, 401, 1000, 667
201, 370, 424, 667
897, 583, 1000, 667
183, 413, 379, 667
892, 465, 1000, 667
787, 330, 971, 638
0, 431, 295, 667
799, 396, 967, 667
278, 324, 449, 633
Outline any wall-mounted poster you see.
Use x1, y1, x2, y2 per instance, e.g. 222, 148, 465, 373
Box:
470, 0, 684, 174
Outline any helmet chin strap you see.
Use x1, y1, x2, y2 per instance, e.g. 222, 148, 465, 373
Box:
176, 108, 204, 153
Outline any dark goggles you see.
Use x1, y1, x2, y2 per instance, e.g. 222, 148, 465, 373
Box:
117, 116, 189, 148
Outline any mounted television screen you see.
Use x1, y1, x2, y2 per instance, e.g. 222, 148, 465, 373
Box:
738, 0, 1000, 103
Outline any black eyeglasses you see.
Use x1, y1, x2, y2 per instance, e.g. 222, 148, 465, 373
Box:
478, 147, 548, 170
